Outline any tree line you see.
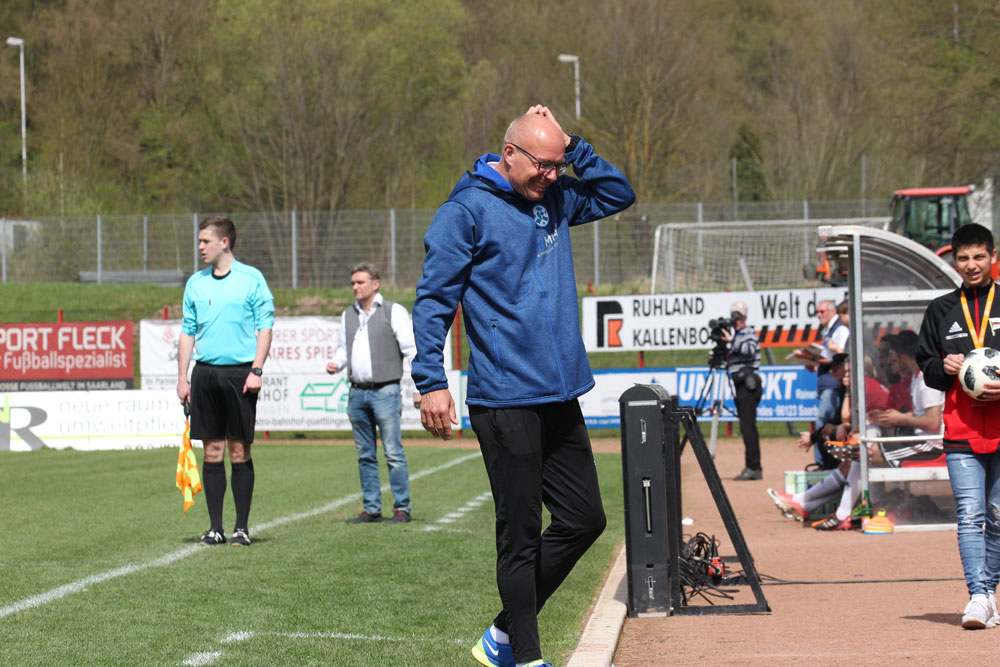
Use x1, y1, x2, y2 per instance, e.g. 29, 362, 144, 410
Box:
0, 0, 997, 218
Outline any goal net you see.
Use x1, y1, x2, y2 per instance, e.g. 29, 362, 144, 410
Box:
650, 218, 888, 293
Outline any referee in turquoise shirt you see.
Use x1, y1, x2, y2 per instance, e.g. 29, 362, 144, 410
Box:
177, 216, 274, 547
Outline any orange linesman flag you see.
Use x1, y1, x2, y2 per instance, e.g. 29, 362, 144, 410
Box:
176, 405, 202, 514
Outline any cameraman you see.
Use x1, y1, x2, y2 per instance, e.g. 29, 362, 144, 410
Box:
721, 301, 763, 481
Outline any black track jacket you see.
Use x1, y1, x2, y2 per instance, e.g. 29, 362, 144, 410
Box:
916, 281, 1000, 454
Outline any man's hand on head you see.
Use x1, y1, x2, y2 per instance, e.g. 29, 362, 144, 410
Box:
526, 105, 570, 146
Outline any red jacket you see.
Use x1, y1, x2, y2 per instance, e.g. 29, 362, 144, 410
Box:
916, 282, 1000, 454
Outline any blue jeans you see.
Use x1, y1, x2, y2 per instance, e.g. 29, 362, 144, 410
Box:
347, 383, 410, 514
813, 387, 841, 466
946, 451, 1000, 597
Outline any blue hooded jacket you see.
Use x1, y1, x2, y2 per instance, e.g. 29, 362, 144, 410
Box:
411, 136, 635, 407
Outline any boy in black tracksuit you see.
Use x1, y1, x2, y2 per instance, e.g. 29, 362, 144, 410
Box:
916, 223, 1000, 629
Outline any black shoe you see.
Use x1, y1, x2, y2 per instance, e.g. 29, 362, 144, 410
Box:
347, 511, 382, 524
198, 529, 226, 546
387, 508, 411, 524
733, 467, 762, 481
231, 528, 251, 546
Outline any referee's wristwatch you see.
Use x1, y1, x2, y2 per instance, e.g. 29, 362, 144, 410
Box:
251, 367, 263, 376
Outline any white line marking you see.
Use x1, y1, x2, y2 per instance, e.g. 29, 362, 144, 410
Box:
0, 546, 200, 620
422, 491, 492, 532
268, 630, 467, 644
182, 628, 468, 665
0, 452, 482, 620
182, 651, 222, 666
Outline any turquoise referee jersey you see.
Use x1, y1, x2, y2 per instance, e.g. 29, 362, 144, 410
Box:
181, 259, 275, 365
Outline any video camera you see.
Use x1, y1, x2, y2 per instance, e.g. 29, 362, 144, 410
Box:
707, 316, 736, 369
708, 316, 736, 342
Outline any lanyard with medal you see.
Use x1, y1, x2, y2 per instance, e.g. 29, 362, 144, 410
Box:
961, 283, 996, 349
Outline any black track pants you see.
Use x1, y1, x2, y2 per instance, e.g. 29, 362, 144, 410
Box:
734, 377, 763, 470
469, 399, 607, 663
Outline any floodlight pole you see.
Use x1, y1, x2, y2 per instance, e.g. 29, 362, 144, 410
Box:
6, 37, 26, 190
557, 54, 580, 121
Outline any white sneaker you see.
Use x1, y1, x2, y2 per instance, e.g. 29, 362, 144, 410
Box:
989, 592, 1000, 627
962, 594, 993, 629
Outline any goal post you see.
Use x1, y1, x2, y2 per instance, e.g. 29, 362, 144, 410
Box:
650, 218, 889, 294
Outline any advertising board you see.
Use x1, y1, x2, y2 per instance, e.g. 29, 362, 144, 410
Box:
582, 288, 848, 351
0, 321, 134, 390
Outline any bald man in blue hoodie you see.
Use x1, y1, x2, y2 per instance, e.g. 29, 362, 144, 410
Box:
412, 105, 635, 667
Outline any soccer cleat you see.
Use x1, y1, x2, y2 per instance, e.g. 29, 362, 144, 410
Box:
230, 528, 251, 546
471, 628, 514, 667
198, 529, 226, 546
346, 511, 382, 524
387, 508, 412, 524
733, 467, 762, 481
766, 488, 808, 521
963, 594, 994, 629
812, 514, 853, 531
522, 662, 552, 667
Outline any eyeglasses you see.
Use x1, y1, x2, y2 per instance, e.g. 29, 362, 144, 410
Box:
509, 143, 568, 176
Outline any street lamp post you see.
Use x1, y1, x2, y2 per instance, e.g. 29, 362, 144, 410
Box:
557, 53, 580, 121
6, 36, 26, 188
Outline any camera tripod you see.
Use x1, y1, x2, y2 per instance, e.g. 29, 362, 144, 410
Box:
691, 359, 737, 459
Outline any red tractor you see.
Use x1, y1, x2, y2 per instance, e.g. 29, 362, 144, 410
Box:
890, 185, 998, 278
812, 185, 992, 285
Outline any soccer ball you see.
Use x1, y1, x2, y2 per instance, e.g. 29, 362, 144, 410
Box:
959, 347, 1000, 399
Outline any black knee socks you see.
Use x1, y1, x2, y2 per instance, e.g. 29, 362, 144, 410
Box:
202, 461, 227, 533
230, 459, 255, 532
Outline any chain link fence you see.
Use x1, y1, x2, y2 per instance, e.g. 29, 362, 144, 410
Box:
0, 199, 931, 289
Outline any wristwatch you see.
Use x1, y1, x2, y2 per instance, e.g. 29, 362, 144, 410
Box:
565, 132, 582, 154
251, 367, 263, 376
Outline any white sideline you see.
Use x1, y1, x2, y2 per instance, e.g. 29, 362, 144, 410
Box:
184, 629, 468, 665
422, 491, 492, 531
0, 451, 482, 620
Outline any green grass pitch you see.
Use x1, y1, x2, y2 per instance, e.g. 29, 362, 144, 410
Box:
0, 443, 625, 666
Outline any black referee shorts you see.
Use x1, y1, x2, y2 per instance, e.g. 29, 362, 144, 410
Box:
190, 362, 259, 443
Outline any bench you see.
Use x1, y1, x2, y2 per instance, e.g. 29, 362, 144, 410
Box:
78, 269, 189, 287
868, 465, 948, 483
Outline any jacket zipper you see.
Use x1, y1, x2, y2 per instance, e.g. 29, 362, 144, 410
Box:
491, 321, 504, 381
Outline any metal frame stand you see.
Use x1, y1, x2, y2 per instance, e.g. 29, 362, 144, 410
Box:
670, 402, 769, 614
620, 384, 769, 617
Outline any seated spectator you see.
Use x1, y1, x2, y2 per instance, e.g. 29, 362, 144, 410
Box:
795, 353, 848, 469
877, 333, 914, 414
837, 299, 850, 328
864, 355, 891, 411
868, 330, 943, 467
777, 357, 861, 530
770, 334, 944, 530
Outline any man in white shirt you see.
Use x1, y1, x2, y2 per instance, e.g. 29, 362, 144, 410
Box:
870, 330, 944, 465
327, 263, 417, 524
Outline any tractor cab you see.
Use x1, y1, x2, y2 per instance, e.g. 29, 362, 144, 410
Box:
889, 186, 973, 253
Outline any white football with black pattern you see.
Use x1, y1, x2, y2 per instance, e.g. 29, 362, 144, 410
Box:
959, 347, 1000, 399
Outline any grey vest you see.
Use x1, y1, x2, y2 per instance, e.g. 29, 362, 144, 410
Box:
344, 299, 404, 383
